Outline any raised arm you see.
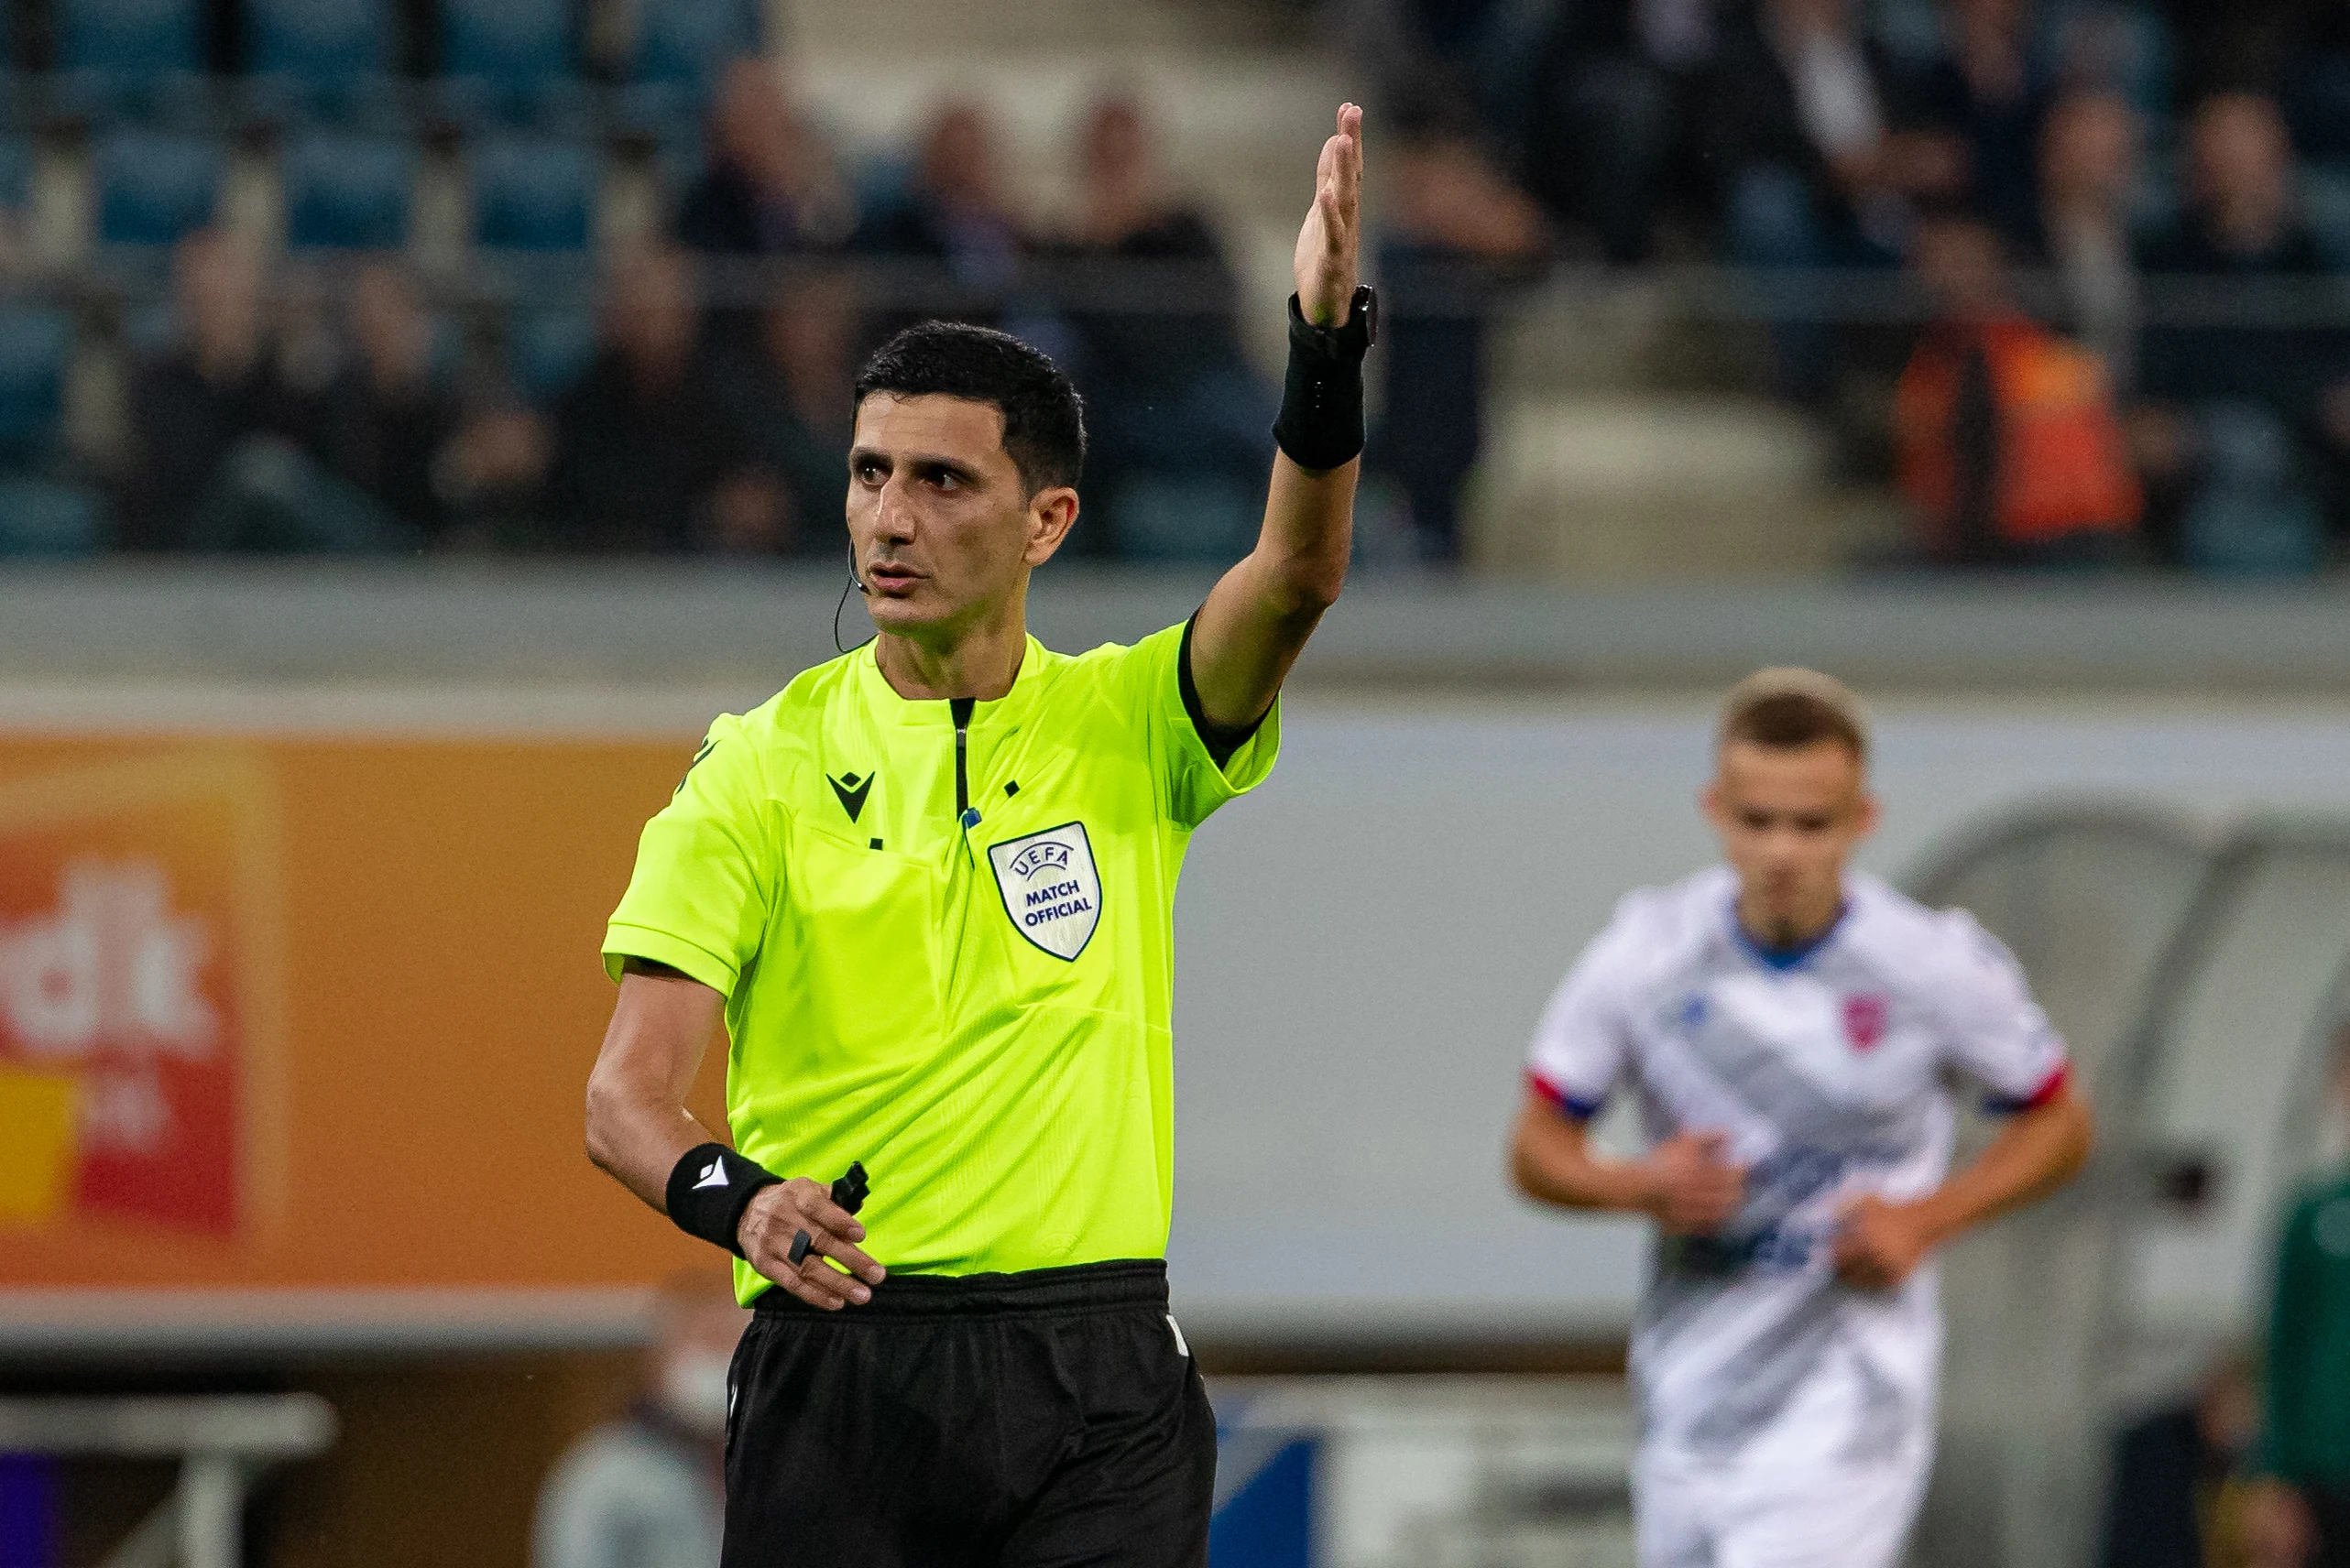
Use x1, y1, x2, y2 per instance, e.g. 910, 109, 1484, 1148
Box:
1189, 103, 1366, 731
586, 958, 883, 1309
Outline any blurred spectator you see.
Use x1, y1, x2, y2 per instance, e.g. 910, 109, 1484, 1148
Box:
305, 261, 458, 540
1892, 211, 2139, 565
1518, 0, 1718, 263
124, 232, 412, 554
1051, 93, 1273, 561
550, 247, 786, 554
2030, 92, 2144, 388
435, 399, 552, 550
2277, 0, 2350, 162
531, 1272, 740, 1568
1892, 0, 2049, 245
708, 276, 860, 552
121, 229, 280, 548
1374, 108, 1549, 563
675, 58, 853, 257
2133, 93, 2347, 573
2096, 1350, 2262, 1568
1708, 0, 1968, 396
854, 101, 1029, 291
2242, 1025, 2350, 1568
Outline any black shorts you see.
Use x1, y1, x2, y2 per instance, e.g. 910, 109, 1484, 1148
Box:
722, 1258, 1214, 1568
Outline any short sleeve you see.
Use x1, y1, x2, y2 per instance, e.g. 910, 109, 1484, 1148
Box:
1525, 937, 1634, 1121
603, 713, 776, 996
1108, 622, 1280, 830
1929, 911, 2071, 1113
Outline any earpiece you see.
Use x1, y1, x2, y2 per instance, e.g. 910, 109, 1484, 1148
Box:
848, 546, 869, 595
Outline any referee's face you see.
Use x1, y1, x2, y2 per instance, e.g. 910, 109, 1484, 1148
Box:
847, 393, 1078, 637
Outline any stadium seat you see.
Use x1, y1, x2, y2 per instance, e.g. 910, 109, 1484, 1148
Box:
2304, 161, 2350, 270
282, 132, 417, 250
1109, 475, 1261, 563
0, 138, 34, 216
0, 477, 108, 556
618, 0, 761, 127
470, 136, 596, 251
435, 0, 587, 126
507, 306, 597, 403
92, 130, 223, 247
0, 307, 72, 465
52, 0, 209, 120
243, 0, 404, 125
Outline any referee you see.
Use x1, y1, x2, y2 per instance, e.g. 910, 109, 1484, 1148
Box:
585, 105, 1368, 1565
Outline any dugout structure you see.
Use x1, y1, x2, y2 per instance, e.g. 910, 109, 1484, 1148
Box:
1905, 806, 2350, 1568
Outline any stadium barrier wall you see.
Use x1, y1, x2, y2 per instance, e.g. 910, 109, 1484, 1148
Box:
5, 691, 2350, 1353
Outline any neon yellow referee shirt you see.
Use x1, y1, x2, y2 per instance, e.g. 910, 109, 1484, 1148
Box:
604, 621, 1278, 1301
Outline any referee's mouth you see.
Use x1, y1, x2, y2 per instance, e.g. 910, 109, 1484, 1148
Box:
866, 561, 924, 595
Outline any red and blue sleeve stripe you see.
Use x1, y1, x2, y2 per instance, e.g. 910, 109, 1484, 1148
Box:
1984, 1062, 2070, 1116
1526, 1069, 1605, 1122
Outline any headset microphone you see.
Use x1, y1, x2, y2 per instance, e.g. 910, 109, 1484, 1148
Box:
834, 548, 873, 655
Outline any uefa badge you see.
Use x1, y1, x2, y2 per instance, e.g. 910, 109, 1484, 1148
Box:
988, 822, 1102, 961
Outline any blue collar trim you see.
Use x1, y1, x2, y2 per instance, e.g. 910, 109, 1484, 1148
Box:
1730, 898, 1849, 972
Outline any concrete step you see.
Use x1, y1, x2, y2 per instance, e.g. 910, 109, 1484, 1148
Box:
1466, 395, 1906, 582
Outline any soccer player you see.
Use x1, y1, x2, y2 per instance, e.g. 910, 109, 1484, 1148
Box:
1509, 669, 2094, 1568
582, 106, 1369, 1566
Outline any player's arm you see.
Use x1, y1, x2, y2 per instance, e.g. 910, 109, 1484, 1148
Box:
1833, 1081, 2093, 1290
585, 958, 883, 1309
1188, 103, 1365, 733
1510, 1087, 1745, 1236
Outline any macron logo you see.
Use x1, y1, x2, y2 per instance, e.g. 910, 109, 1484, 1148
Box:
694, 1160, 728, 1190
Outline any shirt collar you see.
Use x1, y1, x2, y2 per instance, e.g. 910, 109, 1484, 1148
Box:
1725, 890, 1850, 972
855, 635, 1047, 727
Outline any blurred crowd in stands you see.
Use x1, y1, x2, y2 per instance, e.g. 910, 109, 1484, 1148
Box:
13, 0, 2350, 573
1397, 0, 2350, 573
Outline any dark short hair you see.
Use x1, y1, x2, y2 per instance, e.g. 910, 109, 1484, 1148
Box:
853, 321, 1086, 494
1718, 668, 1869, 761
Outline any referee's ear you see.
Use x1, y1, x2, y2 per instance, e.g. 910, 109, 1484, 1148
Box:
1022, 484, 1080, 567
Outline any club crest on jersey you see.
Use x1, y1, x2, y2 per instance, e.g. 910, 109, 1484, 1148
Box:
988, 822, 1101, 961
1843, 994, 1890, 1051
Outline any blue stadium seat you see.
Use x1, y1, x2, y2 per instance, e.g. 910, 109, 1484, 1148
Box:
53, 0, 210, 120
248, 0, 384, 82
471, 136, 596, 251
57, 0, 202, 75
2304, 161, 2350, 270
92, 130, 224, 247
243, 0, 404, 125
282, 132, 417, 250
0, 477, 108, 556
0, 139, 34, 215
632, 0, 760, 89
0, 308, 73, 464
436, 0, 587, 126
616, 0, 760, 133
507, 306, 596, 403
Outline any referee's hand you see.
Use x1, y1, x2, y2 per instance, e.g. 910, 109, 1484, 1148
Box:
1293, 102, 1362, 329
738, 1179, 887, 1310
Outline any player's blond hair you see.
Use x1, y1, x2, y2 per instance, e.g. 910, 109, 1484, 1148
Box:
1717, 668, 1869, 762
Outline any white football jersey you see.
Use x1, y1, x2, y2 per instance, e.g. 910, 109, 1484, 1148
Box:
1525, 867, 2069, 1471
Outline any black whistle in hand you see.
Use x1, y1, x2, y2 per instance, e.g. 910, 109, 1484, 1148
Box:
789, 1161, 871, 1267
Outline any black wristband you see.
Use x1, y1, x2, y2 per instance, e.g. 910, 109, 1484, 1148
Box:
665, 1143, 780, 1258
1272, 286, 1377, 472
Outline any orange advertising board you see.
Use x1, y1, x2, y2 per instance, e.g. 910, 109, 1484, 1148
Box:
0, 732, 725, 1303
